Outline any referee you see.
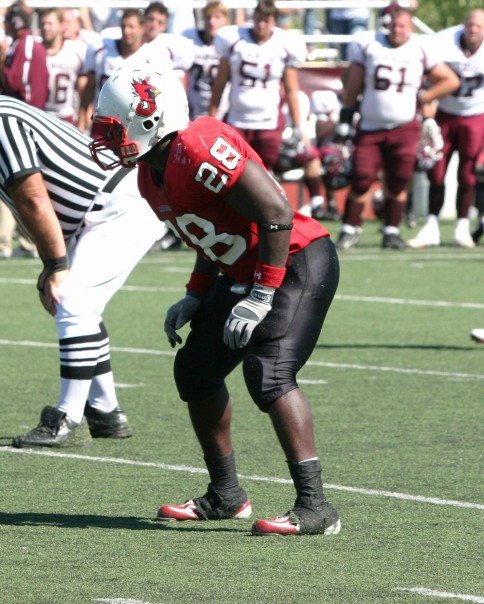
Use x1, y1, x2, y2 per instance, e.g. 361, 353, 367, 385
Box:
0, 96, 166, 447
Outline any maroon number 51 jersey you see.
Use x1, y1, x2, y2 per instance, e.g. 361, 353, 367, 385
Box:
138, 116, 329, 283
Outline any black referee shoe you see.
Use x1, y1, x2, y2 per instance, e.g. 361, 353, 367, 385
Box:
12, 406, 91, 448
84, 404, 133, 438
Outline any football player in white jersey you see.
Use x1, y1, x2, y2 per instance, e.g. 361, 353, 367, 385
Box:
40, 8, 87, 127
209, 0, 307, 173
183, 1, 230, 120
408, 9, 484, 249
335, 6, 459, 250
142, 2, 195, 83
83, 8, 172, 114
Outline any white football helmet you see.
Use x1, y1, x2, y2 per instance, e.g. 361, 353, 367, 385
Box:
89, 68, 189, 170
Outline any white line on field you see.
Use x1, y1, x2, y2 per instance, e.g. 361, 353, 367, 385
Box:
338, 252, 483, 261
336, 295, 484, 310
1, 339, 483, 380
95, 599, 157, 604
2, 448, 483, 511
1, 278, 483, 310
395, 587, 484, 602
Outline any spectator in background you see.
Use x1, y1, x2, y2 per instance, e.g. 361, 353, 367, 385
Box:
0, 1, 48, 107
408, 8, 484, 249
183, 0, 230, 120
0, 0, 46, 260
327, 4, 369, 61
40, 8, 88, 128
335, 7, 459, 251
209, 0, 307, 174
62, 7, 102, 49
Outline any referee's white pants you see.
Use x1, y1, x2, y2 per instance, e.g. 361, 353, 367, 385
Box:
55, 169, 166, 338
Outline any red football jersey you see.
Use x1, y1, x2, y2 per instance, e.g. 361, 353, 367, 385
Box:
138, 116, 329, 283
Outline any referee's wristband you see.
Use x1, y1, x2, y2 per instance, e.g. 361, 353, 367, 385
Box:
44, 255, 69, 274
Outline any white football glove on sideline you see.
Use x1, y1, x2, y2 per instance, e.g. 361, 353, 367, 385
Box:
421, 118, 443, 150
164, 294, 202, 348
223, 284, 275, 349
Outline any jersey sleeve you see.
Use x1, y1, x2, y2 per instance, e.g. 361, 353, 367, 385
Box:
0, 116, 40, 186
415, 34, 439, 73
213, 25, 238, 60
84, 42, 97, 73
280, 29, 307, 67
347, 30, 373, 65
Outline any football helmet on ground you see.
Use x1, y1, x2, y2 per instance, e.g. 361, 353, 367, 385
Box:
319, 141, 353, 190
89, 68, 189, 170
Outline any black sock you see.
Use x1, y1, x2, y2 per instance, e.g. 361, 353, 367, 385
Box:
204, 452, 240, 495
287, 459, 325, 509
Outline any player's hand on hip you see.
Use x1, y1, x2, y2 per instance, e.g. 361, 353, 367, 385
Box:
223, 285, 275, 349
37, 268, 69, 316
164, 294, 202, 348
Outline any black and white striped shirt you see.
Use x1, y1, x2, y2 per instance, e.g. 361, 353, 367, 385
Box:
0, 96, 115, 240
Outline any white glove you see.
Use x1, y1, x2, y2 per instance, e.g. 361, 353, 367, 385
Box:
422, 118, 443, 151
164, 294, 202, 348
223, 285, 275, 349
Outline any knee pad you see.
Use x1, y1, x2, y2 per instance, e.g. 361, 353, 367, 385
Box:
243, 352, 297, 412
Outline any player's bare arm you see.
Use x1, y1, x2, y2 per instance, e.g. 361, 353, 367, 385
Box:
223, 159, 294, 268
341, 62, 364, 109
209, 57, 229, 117
420, 62, 460, 104
8, 172, 68, 315
282, 67, 302, 130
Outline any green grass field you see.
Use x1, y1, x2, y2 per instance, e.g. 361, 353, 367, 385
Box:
0, 220, 483, 604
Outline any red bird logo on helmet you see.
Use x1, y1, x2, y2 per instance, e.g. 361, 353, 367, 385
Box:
131, 78, 160, 117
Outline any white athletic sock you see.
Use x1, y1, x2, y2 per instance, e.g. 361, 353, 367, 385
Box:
310, 195, 324, 210
57, 378, 91, 423
87, 373, 119, 413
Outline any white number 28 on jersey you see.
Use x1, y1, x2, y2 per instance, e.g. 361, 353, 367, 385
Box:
195, 137, 242, 193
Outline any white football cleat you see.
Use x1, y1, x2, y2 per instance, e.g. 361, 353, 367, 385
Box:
454, 228, 476, 248
470, 329, 484, 344
407, 222, 440, 248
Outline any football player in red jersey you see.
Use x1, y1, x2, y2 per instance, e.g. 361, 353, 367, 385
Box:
89, 68, 341, 537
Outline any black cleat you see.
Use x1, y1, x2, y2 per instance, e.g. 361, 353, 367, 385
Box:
382, 232, 407, 249
471, 222, 483, 245
84, 404, 133, 438
12, 406, 91, 448
311, 206, 340, 222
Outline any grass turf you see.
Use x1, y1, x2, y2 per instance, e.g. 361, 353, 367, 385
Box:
0, 220, 482, 604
